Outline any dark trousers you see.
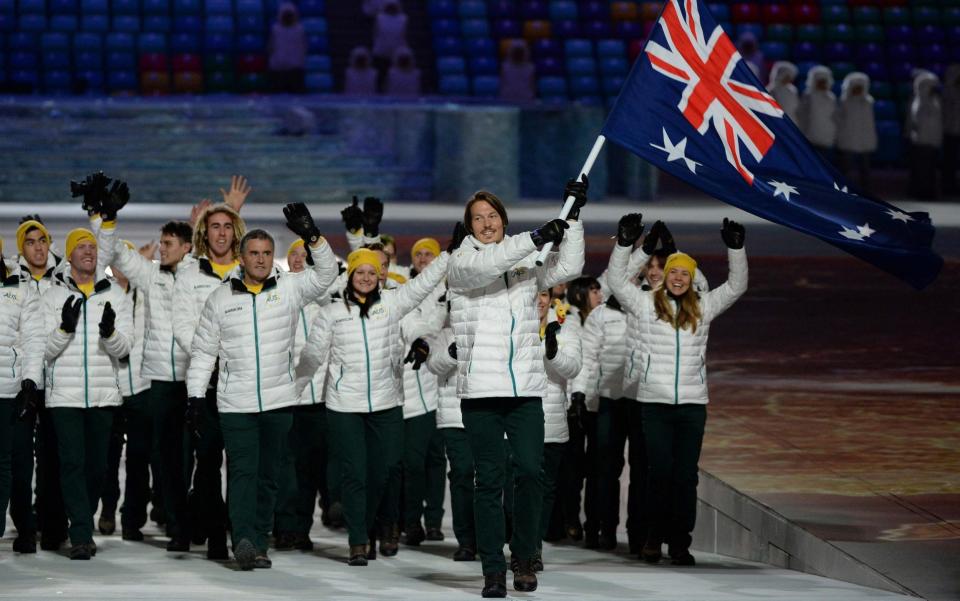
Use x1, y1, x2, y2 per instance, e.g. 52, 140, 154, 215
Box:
910, 144, 941, 199
558, 414, 584, 530
275, 403, 328, 535
624, 401, 649, 548
220, 408, 293, 554
36, 406, 67, 542
424, 425, 446, 530
442, 427, 475, 549
49, 406, 115, 546
149, 380, 190, 539
101, 390, 152, 530
642, 403, 707, 552
190, 389, 227, 543
596, 397, 630, 537
401, 410, 437, 529
538, 442, 565, 548
461, 397, 544, 575
943, 134, 959, 194
327, 406, 404, 546
0, 399, 38, 538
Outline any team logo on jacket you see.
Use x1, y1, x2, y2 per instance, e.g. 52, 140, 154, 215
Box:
264, 292, 281, 305
513, 267, 527, 278
368, 305, 388, 320
2, 291, 17, 303
224, 305, 244, 315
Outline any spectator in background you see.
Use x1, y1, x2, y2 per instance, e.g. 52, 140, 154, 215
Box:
345, 47, 378, 96
267, 2, 307, 94
942, 64, 960, 196
906, 71, 943, 199
798, 65, 838, 159
372, 0, 408, 91
736, 32, 764, 81
385, 46, 421, 97
767, 61, 799, 124
500, 40, 536, 103
836, 72, 878, 193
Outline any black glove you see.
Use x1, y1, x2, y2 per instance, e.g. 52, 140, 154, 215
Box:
98, 179, 129, 221
186, 397, 204, 438
563, 174, 589, 221
642, 220, 665, 254
659, 221, 677, 254
15, 379, 41, 423
530, 219, 569, 247
70, 171, 111, 216
341, 196, 364, 232
447, 221, 468, 253
404, 338, 430, 371
99, 301, 115, 338
362, 196, 383, 237
568, 391, 587, 426
448, 342, 457, 360
283, 202, 322, 245
544, 321, 561, 360
59, 297, 84, 333
18, 213, 44, 225
721, 217, 745, 249
617, 213, 644, 247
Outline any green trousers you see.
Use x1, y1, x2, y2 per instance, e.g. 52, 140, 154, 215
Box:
148, 380, 189, 538
0, 399, 37, 539
424, 425, 446, 529
275, 403, 328, 535
327, 406, 403, 546
101, 390, 152, 530
538, 442, 565, 547
220, 408, 293, 554
49, 407, 115, 545
642, 403, 706, 552
461, 397, 544, 575
442, 427, 475, 549
401, 410, 437, 529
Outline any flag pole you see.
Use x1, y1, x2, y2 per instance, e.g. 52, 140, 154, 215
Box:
535, 134, 607, 266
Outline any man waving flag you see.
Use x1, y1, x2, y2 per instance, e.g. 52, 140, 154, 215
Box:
602, 0, 943, 289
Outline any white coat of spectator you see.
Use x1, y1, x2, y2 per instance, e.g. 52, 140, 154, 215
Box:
767, 61, 799, 124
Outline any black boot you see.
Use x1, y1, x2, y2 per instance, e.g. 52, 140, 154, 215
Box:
98, 510, 116, 535
347, 544, 368, 566
69, 544, 91, 560
13, 534, 36, 554
453, 545, 476, 561
121, 528, 144, 541
512, 558, 538, 592
207, 529, 229, 560
234, 538, 256, 571
403, 522, 425, 546
481, 572, 507, 598
379, 523, 398, 557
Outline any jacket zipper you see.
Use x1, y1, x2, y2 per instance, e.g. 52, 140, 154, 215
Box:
360, 318, 372, 412
10, 348, 17, 378
416, 371, 428, 413
300, 308, 316, 403
251, 295, 263, 412
287, 350, 294, 382
503, 273, 518, 397
170, 336, 177, 381
643, 354, 651, 383
83, 299, 89, 409
335, 364, 344, 390
674, 317, 680, 405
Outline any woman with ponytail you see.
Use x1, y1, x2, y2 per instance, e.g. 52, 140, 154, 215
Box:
605, 214, 748, 567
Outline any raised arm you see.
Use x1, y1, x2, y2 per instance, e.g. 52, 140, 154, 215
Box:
545, 318, 582, 382
186, 293, 222, 399
537, 220, 585, 289
390, 252, 449, 318
295, 308, 333, 385
447, 234, 536, 292
702, 219, 748, 321
606, 214, 649, 318
282, 203, 341, 307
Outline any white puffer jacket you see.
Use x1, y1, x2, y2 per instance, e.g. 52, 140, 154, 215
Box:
117, 284, 149, 397
173, 256, 238, 356
0, 262, 44, 397
102, 227, 193, 382
426, 326, 461, 429
572, 301, 628, 405
187, 242, 338, 413
447, 221, 584, 400
41, 272, 133, 409
543, 309, 581, 443
607, 244, 747, 405
400, 284, 446, 419
294, 301, 328, 405
18, 253, 61, 297
296, 253, 449, 414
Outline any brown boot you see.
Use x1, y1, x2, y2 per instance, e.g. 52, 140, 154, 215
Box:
379, 523, 399, 557
513, 558, 538, 592
348, 545, 368, 566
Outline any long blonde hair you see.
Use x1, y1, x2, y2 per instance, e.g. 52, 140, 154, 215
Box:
653, 286, 702, 333
192, 204, 246, 259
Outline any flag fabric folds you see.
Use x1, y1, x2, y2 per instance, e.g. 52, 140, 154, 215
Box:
601, 0, 943, 289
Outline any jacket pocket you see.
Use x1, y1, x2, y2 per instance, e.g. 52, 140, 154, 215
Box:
9, 347, 18, 378
222, 360, 230, 391
643, 354, 651, 383
287, 351, 294, 382
334, 365, 344, 391
699, 355, 705, 384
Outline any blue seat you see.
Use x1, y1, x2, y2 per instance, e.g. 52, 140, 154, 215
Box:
567, 57, 596, 76
596, 39, 625, 58
537, 76, 567, 98
602, 75, 624, 97
459, 0, 485, 19
919, 43, 943, 62
915, 25, 944, 43
114, 16, 139, 31
139, 32, 166, 52
583, 19, 611, 39
173, 0, 199, 13
11, 69, 40, 88
235, 0, 261, 14
0, 14, 15, 31
302, 17, 326, 34
17, 0, 44, 13
491, 18, 520, 38
488, 0, 516, 19
44, 70, 72, 91
885, 25, 912, 44
237, 14, 264, 32
428, 0, 455, 19
856, 43, 883, 62
106, 50, 135, 69
465, 37, 495, 58
433, 36, 462, 56
174, 15, 201, 31
531, 38, 561, 58
553, 19, 580, 38
80, 0, 107, 12
18, 14, 46, 31
8, 32, 38, 49
873, 99, 896, 121
887, 43, 914, 62
81, 14, 109, 31
49, 0, 76, 13
470, 55, 498, 75
171, 32, 199, 52
305, 54, 330, 71
708, 3, 730, 22
307, 34, 326, 53
0, 0, 14, 11
204, 31, 232, 51
874, 120, 901, 164
10, 51, 38, 69
106, 32, 135, 49
305, 72, 332, 92
236, 32, 263, 52
534, 56, 563, 76
432, 18, 459, 37
580, 1, 608, 21
439, 74, 469, 95
735, 23, 764, 41
298, 0, 323, 16
437, 55, 465, 75
42, 32, 70, 48
792, 42, 818, 61
861, 62, 887, 83
759, 41, 789, 61
75, 70, 104, 90
549, 0, 577, 21
472, 75, 499, 97
144, 15, 170, 31
519, 0, 548, 20
108, 70, 137, 91
142, 0, 166, 12
205, 15, 234, 32
564, 39, 592, 58
461, 18, 489, 37
75, 50, 101, 69
42, 49, 70, 68
111, 0, 137, 14
74, 33, 102, 51
570, 75, 599, 96
598, 56, 627, 76
205, 0, 230, 13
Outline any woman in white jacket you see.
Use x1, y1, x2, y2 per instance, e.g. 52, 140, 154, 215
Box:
767, 61, 800, 125
296, 244, 449, 566
447, 181, 586, 597
798, 65, 838, 157
607, 214, 747, 567
837, 72, 878, 193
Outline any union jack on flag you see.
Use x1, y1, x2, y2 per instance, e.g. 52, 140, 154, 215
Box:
601, 0, 943, 289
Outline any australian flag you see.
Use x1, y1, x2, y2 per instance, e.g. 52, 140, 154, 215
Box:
602, 0, 943, 289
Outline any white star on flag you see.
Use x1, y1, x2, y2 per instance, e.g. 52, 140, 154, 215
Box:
839, 223, 875, 241
834, 182, 854, 194
886, 209, 915, 223
768, 180, 798, 201
650, 128, 701, 174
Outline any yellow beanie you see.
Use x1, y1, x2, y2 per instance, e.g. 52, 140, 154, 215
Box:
663, 252, 697, 277
287, 239, 305, 257
410, 238, 441, 260
65, 228, 97, 259
347, 248, 382, 277
16, 220, 50, 255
